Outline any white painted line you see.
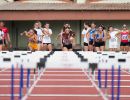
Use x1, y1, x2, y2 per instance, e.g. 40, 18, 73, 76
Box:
38, 79, 90, 81
35, 85, 93, 88
0, 94, 19, 96
43, 74, 86, 76
122, 70, 130, 74
0, 68, 9, 72
82, 68, 108, 100
45, 71, 84, 72
22, 68, 46, 100
108, 95, 130, 98
0, 85, 130, 88
29, 94, 100, 97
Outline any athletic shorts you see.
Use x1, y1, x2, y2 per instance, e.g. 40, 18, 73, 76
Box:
89, 40, 93, 45
0, 40, 3, 45
95, 42, 105, 47
37, 41, 42, 44
43, 43, 51, 45
63, 44, 72, 49
3, 39, 7, 46
84, 42, 88, 46
128, 42, 130, 46
120, 42, 128, 46
28, 43, 38, 50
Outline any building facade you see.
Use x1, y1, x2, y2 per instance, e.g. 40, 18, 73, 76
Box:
0, 0, 130, 50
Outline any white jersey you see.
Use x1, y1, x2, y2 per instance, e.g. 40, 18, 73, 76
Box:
42, 28, 52, 43
34, 28, 43, 42
0, 30, 4, 40
82, 28, 91, 43
109, 31, 118, 48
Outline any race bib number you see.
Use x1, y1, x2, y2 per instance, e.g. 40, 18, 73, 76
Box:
122, 35, 128, 40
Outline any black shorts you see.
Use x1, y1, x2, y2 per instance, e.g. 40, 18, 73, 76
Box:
0, 40, 3, 45
38, 41, 42, 44
84, 42, 88, 46
89, 40, 93, 45
128, 42, 130, 46
43, 43, 51, 45
120, 42, 128, 46
95, 42, 105, 47
63, 44, 72, 49
3, 39, 6, 45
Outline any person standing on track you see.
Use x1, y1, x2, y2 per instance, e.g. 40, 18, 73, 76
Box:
21, 29, 38, 51
107, 26, 119, 51
34, 21, 43, 51
42, 23, 53, 51
0, 21, 12, 50
0, 29, 4, 51
61, 27, 75, 51
88, 22, 97, 51
94, 25, 107, 51
81, 22, 91, 51
116, 24, 130, 51
57, 24, 72, 49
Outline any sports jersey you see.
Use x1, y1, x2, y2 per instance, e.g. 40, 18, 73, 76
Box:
121, 31, 129, 43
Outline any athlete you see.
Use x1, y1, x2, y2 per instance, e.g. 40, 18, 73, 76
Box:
107, 26, 119, 51
116, 24, 130, 51
0, 21, 12, 50
94, 26, 106, 51
42, 23, 53, 51
34, 21, 43, 50
81, 22, 91, 51
21, 29, 38, 51
0, 29, 4, 51
62, 27, 75, 51
88, 22, 96, 51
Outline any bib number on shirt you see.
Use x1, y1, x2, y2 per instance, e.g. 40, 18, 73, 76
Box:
122, 35, 128, 40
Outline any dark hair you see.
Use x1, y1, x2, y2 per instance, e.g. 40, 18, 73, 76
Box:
108, 26, 113, 31
99, 24, 106, 30
84, 22, 91, 27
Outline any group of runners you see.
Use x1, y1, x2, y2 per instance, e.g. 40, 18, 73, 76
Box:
0, 21, 130, 51
82, 22, 130, 52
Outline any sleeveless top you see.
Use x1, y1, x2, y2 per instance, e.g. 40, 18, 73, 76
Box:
121, 31, 129, 43
89, 29, 96, 41
95, 32, 104, 42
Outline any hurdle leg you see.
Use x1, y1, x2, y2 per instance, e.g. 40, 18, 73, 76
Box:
33, 69, 36, 82
92, 70, 96, 81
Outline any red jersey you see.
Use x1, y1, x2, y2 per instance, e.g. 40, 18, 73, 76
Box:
0, 27, 8, 39
121, 31, 129, 43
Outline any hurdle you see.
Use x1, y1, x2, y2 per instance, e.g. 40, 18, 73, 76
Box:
78, 51, 130, 100
0, 51, 55, 100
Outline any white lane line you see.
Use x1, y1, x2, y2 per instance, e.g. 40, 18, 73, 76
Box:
0, 85, 130, 88
37, 79, 90, 81
0, 78, 130, 81
45, 71, 84, 72
82, 68, 108, 100
0, 94, 19, 96
29, 94, 100, 97
0, 68, 9, 72
108, 95, 130, 98
34, 85, 93, 88
22, 68, 46, 100
122, 70, 130, 74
